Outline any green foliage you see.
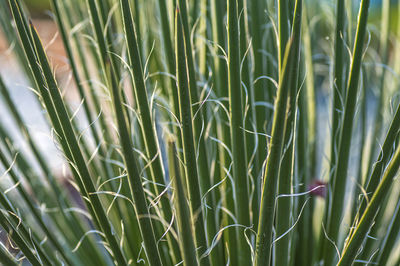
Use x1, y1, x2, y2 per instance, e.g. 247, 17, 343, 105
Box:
23, 0, 50, 13
1, 0, 400, 265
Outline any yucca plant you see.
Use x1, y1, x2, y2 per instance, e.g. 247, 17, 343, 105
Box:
1, 0, 400, 265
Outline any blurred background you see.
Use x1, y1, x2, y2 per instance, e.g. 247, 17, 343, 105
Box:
0, 1, 69, 170
23, 0, 50, 15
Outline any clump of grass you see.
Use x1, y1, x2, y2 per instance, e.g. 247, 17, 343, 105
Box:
1, 0, 400, 265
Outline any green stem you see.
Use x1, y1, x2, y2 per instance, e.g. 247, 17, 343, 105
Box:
0, 246, 18, 266
0, 209, 44, 266
376, 197, 400, 265
175, 9, 210, 266
119, 0, 180, 262
255, 39, 296, 266
0, 150, 73, 265
227, 0, 251, 264
275, 1, 302, 265
29, 23, 127, 265
167, 138, 199, 266
323, 0, 371, 264
176, 1, 220, 265
107, 58, 162, 266
338, 143, 400, 265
